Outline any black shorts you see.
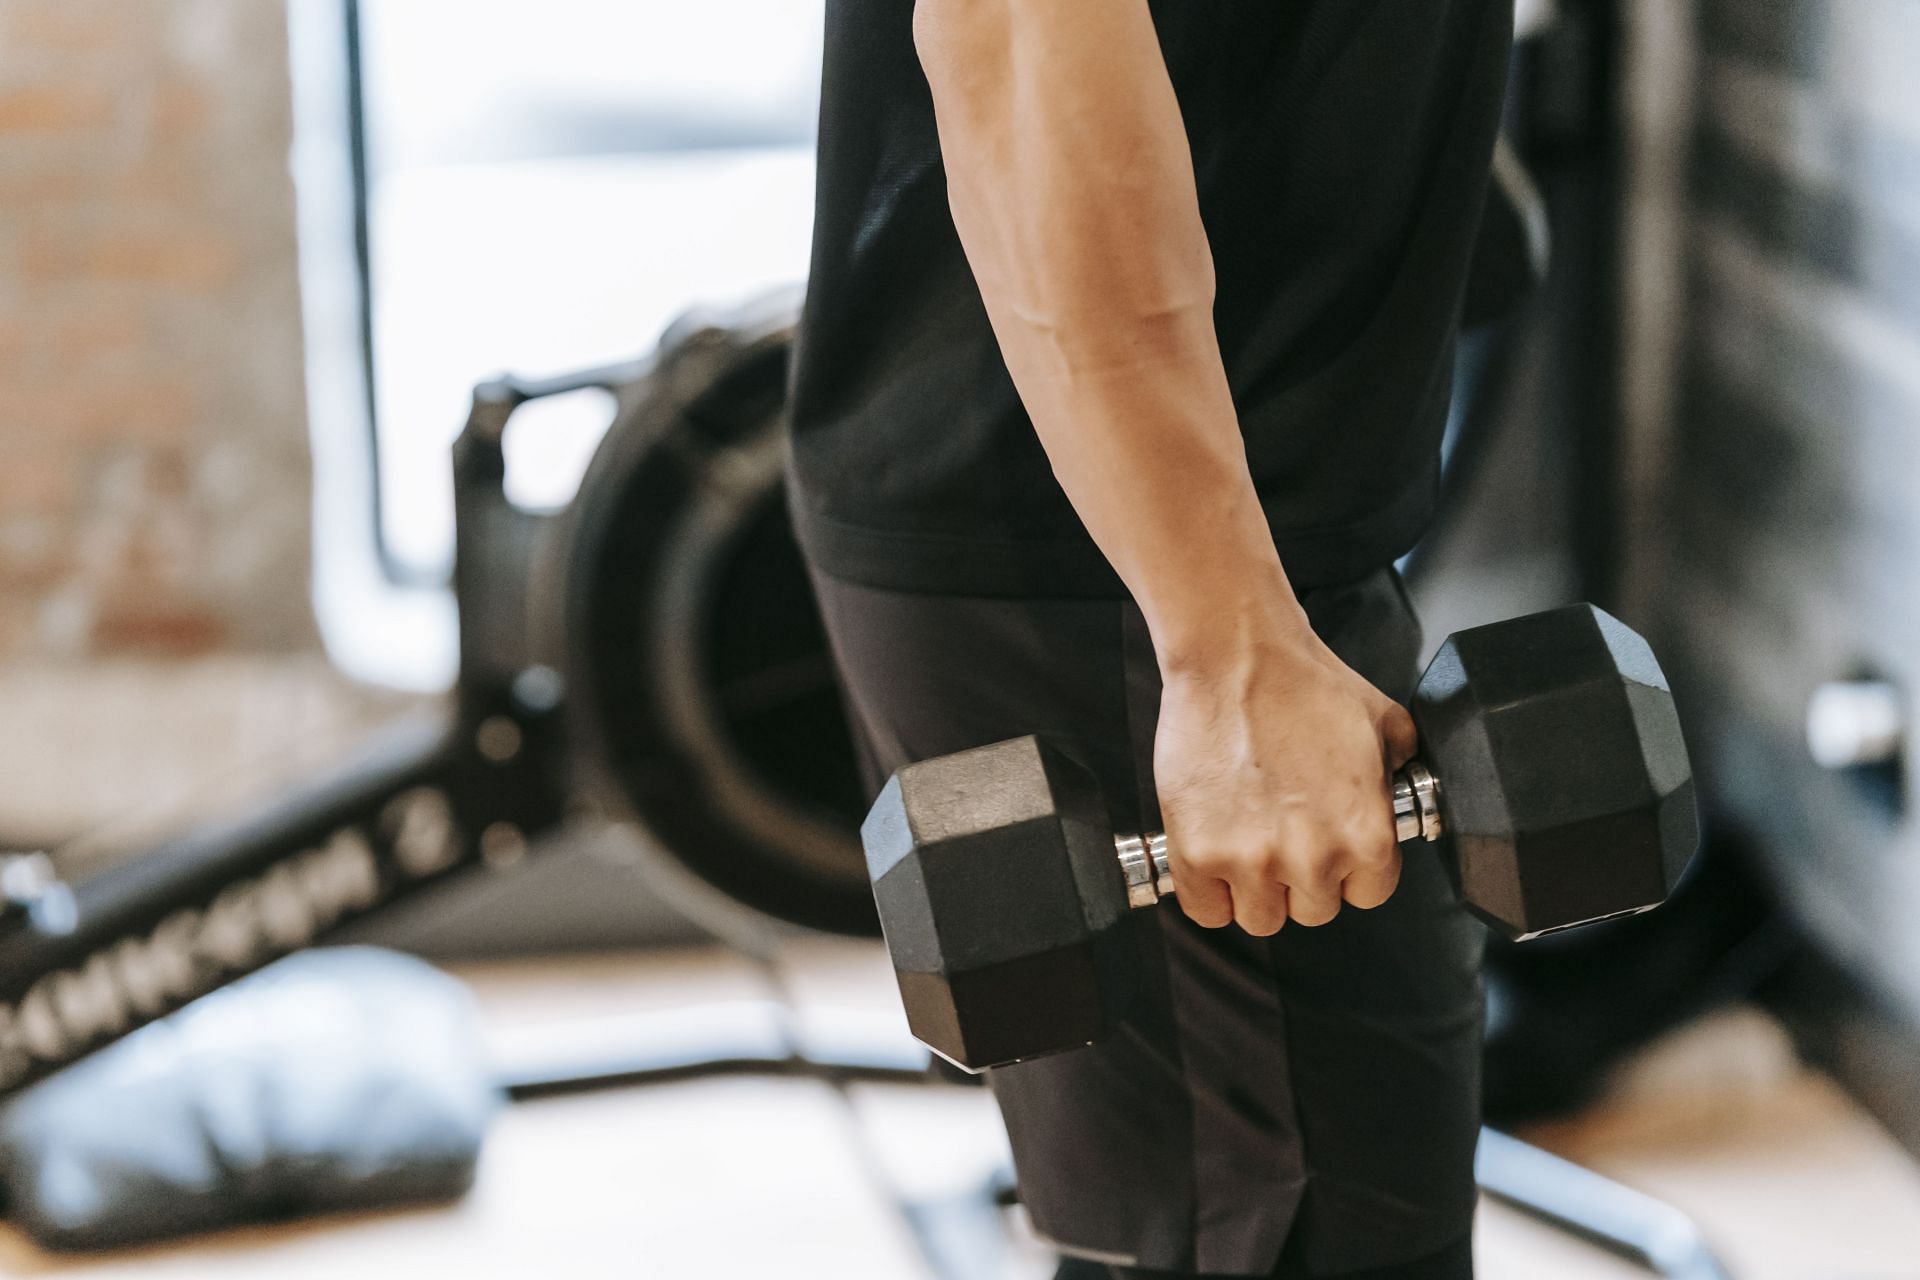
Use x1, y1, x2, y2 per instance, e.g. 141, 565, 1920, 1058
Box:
812, 567, 1484, 1277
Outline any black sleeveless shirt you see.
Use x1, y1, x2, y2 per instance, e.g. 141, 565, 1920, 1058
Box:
789, 0, 1514, 597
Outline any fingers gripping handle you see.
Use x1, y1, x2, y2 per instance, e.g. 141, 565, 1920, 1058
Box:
1113, 760, 1444, 909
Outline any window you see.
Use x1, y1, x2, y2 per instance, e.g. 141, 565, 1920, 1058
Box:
290, 0, 823, 688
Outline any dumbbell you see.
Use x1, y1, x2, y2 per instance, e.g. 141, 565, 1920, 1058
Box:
861, 603, 1698, 1072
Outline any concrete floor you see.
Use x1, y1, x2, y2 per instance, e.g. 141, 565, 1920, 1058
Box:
2, 938, 1918, 1279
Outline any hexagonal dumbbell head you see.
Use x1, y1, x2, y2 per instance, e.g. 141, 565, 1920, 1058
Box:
1414, 604, 1698, 939
861, 736, 1136, 1072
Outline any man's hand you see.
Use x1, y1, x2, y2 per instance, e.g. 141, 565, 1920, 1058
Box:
1154, 603, 1417, 935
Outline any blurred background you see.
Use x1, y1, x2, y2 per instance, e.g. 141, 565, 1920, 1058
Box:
0, 0, 1917, 1276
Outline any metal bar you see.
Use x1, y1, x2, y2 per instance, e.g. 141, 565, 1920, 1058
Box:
494, 1001, 935, 1100
1476, 1127, 1735, 1279
0, 704, 565, 1100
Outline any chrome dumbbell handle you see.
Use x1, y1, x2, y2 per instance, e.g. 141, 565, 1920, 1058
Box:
1114, 760, 1444, 910
1115, 832, 1175, 909
1393, 760, 1445, 843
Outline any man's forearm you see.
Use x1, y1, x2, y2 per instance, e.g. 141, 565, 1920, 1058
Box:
914, 0, 1307, 662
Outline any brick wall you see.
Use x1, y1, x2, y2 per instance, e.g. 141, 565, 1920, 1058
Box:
0, 0, 314, 658
0, 2, 384, 853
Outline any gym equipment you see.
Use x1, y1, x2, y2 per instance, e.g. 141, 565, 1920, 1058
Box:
864, 604, 1698, 1072
0, 294, 871, 1101
551, 297, 872, 938
1475, 1129, 1733, 1280
0, 949, 496, 1251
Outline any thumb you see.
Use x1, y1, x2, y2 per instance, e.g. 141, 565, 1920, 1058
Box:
1381, 701, 1418, 770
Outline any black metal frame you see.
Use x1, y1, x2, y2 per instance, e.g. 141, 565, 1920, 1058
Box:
336, 0, 436, 588
0, 376, 575, 1096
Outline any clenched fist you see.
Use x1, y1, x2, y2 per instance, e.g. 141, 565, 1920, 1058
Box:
1154, 614, 1415, 936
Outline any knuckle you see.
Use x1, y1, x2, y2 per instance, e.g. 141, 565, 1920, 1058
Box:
1176, 848, 1230, 880
1272, 829, 1331, 875
1299, 870, 1346, 905
1344, 806, 1397, 850
1348, 827, 1401, 869
1201, 845, 1281, 892
1256, 847, 1293, 884
1293, 838, 1351, 891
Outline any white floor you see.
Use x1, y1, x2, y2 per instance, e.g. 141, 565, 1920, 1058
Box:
4, 939, 1919, 1279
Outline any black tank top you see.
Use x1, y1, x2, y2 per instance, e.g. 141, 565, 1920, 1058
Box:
789, 0, 1514, 597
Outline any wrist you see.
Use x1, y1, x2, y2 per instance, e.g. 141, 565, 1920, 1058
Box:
1147, 569, 1318, 681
